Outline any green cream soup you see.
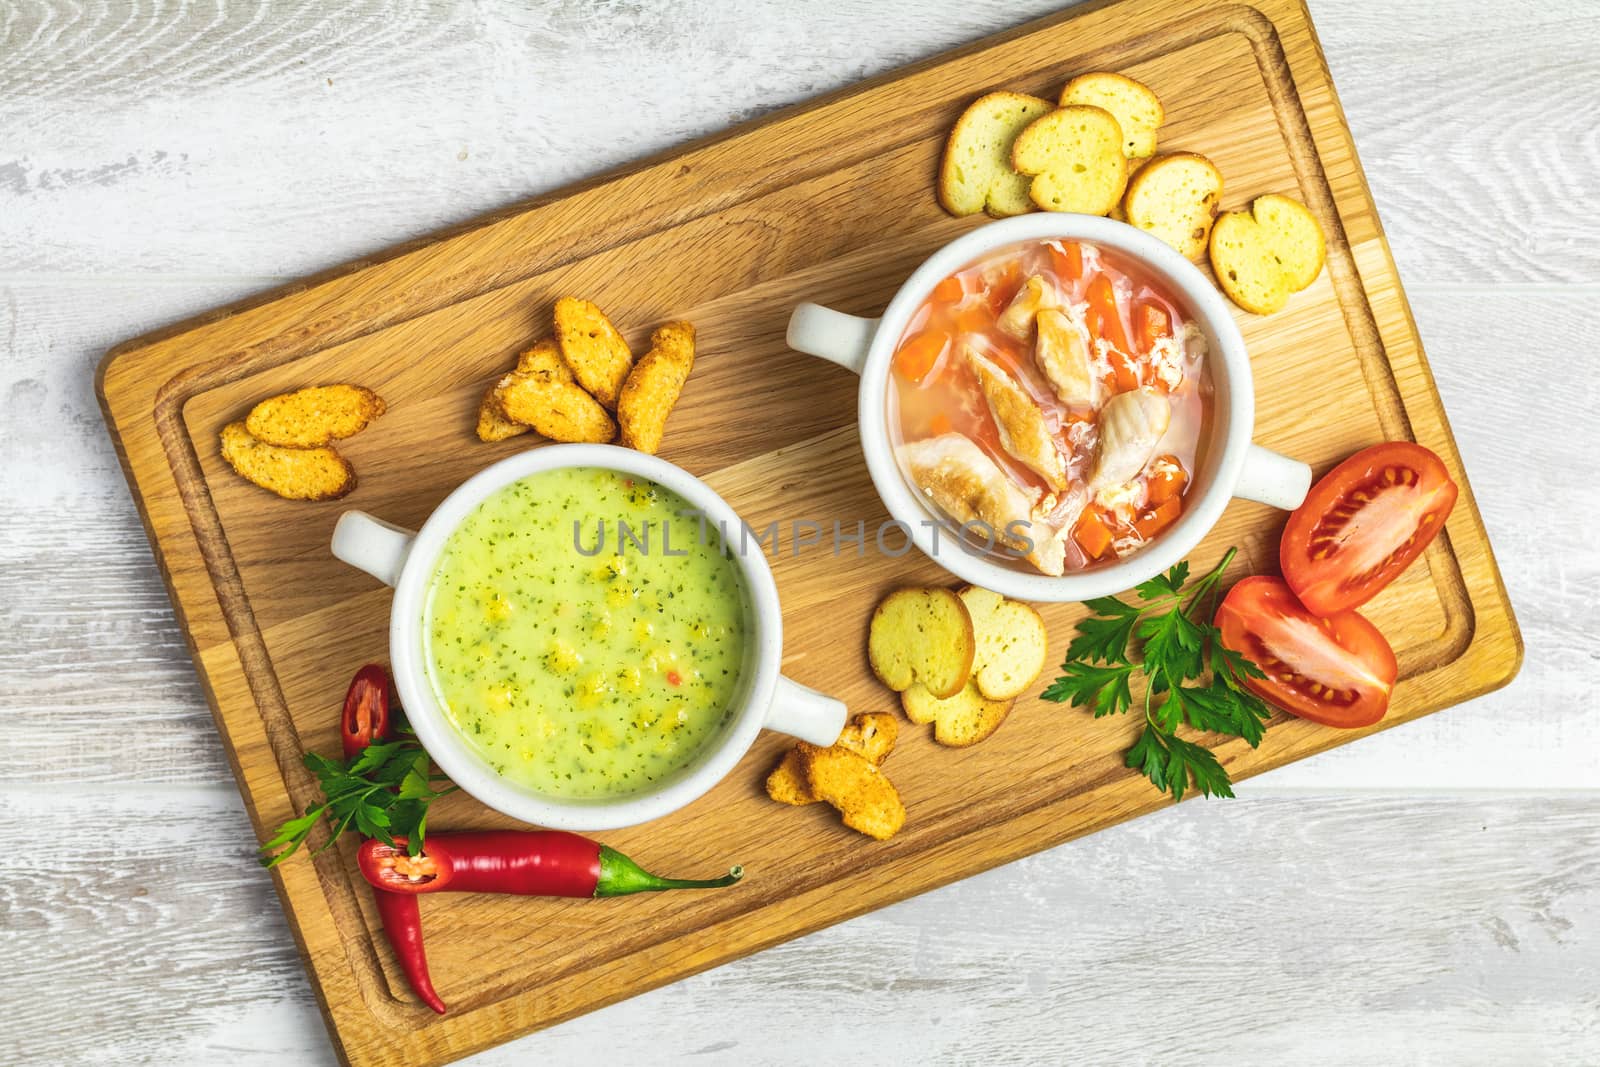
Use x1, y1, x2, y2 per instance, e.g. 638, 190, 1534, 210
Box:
423, 467, 747, 798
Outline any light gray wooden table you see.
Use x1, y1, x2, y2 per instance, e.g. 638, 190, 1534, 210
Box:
3, 2, 1597, 1063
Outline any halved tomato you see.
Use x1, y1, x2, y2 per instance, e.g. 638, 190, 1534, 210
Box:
1281, 442, 1458, 615
1216, 576, 1396, 729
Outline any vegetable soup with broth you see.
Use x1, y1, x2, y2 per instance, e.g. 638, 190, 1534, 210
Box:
889, 238, 1211, 575
423, 467, 749, 799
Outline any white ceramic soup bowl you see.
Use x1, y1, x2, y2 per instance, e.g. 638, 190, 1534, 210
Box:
787, 214, 1312, 603
331, 444, 846, 831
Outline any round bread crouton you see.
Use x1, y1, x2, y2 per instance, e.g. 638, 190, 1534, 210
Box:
1059, 71, 1165, 158
1011, 105, 1129, 216
939, 91, 1055, 218
1122, 152, 1223, 260
901, 679, 1015, 747
867, 587, 975, 699
1208, 193, 1325, 315
958, 585, 1048, 701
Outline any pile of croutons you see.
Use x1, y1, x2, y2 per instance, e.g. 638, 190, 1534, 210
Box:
220, 384, 386, 500
939, 71, 1325, 315
765, 585, 1049, 841
477, 297, 695, 454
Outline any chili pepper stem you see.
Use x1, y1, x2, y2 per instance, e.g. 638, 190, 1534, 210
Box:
594, 846, 744, 897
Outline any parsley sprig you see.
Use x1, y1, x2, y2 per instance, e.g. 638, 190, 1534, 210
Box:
1041, 547, 1272, 800
258, 723, 458, 869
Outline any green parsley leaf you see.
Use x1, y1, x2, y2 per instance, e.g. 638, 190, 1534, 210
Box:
1040, 661, 1136, 717
1042, 547, 1270, 801
260, 734, 458, 869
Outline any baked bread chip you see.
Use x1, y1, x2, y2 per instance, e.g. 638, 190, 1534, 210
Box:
958, 585, 1048, 701
475, 383, 529, 442
1011, 106, 1129, 216
939, 91, 1055, 218
766, 712, 898, 806
245, 384, 385, 449
219, 421, 355, 501
1208, 193, 1325, 315
1122, 152, 1223, 260
498, 372, 616, 443
554, 297, 633, 409
618, 321, 695, 455
796, 743, 906, 841
902, 679, 1014, 747
1059, 72, 1164, 158
867, 587, 975, 699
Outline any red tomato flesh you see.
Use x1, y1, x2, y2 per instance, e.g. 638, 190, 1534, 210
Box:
1216, 576, 1396, 729
1281, 442, 1458, 615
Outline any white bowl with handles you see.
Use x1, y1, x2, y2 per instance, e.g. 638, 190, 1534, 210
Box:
331, 444, 846, 831
786, 214, 1312, 602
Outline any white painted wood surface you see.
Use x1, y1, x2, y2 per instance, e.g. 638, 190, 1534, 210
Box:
2, 0, 1596, 1063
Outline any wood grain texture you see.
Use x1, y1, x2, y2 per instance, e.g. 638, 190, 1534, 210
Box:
7, 791, 1598, 1065
92, 0, 1523, 1062
3, 0, 1597, 1063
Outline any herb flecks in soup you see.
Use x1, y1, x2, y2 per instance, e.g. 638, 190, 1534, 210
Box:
423, 468, 746, 798
890, 238, 1209, 574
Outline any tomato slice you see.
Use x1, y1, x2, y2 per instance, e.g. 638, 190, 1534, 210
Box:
1280, 442, 1458, 615
1216, 577, 1396, 728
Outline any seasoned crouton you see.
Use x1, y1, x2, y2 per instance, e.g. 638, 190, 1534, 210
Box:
1122, 152, 1223, 260
219, 421, 355, 501
766, 711, 899, 805
1059, 71, 1165, 158
901, 679, 1014, 747
938, 91, 1055, 218
245, 384, 385, 449
618, 320, 695, 455
1208, 193, 1325, 315
958, 586, 1048, 701
497, 343, 617, 444
475, 383, 529, 442
797, 743, 906, 840
1011, 105, 1129, 216
554, 297, 633, 408
867, 587, 975, 699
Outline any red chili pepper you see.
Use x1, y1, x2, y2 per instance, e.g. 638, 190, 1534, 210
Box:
340, 663, 392, 760
372, 890, 447, 1014
341, 664, 445, 1014
357, 831, 744, 898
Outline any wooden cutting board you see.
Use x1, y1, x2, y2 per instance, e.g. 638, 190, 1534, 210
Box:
96, 0, 1520, 1063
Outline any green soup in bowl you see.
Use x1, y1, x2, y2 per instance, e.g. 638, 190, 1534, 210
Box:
331, 443, 845, 831
423, 467, 747, 799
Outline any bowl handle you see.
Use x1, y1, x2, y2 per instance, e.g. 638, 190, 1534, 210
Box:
765, 675, 847, 746
786, 302, 879, 376
333, 510, 417, 588
1235, 444, 1312, 511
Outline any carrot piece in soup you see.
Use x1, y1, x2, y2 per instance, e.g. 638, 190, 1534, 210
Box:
932, 275, 964, 304
1073, 508, 1116, 560
928, 414, 953, 436
1085, 275, 1131, 353
955, 306, 991, 334
1133, 496, 1182, 540
1050, 242, 1083, 282
1134, 302, 1171, 353
894, 330, 949, 383
1146, 455, 1188, 504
